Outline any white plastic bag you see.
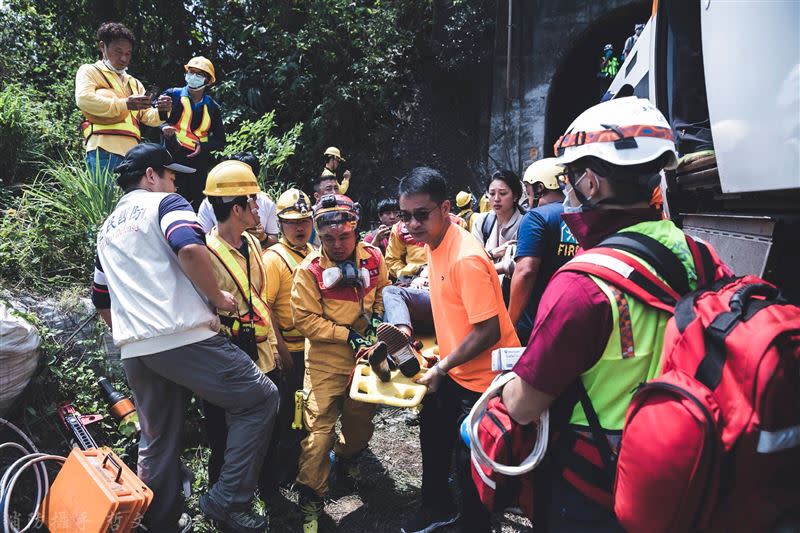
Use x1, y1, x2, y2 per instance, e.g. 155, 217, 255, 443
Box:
0, 303, 41, 415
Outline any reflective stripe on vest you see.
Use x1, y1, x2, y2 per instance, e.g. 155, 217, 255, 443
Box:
207, 232, 273, 340
174, 94, 211, 151
266, 242, 311, 341
569, 221, 698, 431
81, 69, 141, 142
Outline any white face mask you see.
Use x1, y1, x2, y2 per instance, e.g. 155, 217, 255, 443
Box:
101, 44, 127, 75
562, 172, 593, 214
185, 73, 207, 89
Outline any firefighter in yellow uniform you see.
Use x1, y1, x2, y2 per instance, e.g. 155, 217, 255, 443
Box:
321, 146, 352, 195
161, 56, 226, 210
76, 22, 172, 177
291, 194, 390, 532
202, 160, 291, 511
455, 191, 477, 231
262, 188, 315, 486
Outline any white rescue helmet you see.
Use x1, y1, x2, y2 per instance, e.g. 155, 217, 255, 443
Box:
554, 97, 678, 170
523, 158, 565, 191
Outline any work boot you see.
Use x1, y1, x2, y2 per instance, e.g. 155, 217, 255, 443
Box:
297, 485, 323, 533
199, 493, 267, 533
366, 341, 391, 382
377, 323, 422, 377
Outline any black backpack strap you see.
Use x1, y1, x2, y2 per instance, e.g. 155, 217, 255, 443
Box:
481, 212, 496, 242
575, 379, 617, 481
599, 232, 691, 295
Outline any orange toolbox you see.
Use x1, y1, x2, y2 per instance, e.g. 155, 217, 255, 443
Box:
40, 447, 152, 533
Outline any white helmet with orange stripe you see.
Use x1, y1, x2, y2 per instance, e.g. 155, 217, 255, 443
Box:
554, 97, 678, 170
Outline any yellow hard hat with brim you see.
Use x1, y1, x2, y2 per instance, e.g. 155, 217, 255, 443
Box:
204, 160, 261, 197
184, 56, 216, 84
455, 191, 473, 208
323, 147, 345, 161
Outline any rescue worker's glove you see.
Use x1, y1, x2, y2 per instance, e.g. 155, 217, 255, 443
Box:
364, 314, 382, 345
348, 329, 372, 356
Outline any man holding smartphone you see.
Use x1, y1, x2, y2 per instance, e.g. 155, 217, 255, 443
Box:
76, 22, 172, 178
160, 56, 226, 210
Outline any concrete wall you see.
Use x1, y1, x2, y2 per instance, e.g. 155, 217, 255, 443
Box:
487, 0, 649, 176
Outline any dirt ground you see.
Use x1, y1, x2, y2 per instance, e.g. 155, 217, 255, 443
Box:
187, 406, 533, 532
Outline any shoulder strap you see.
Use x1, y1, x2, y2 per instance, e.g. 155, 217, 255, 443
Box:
599, 232, 691, 295
684, 235, 716, 288
481, 212, 496, 242
558, 248, 679, 313
575, 380, 617, 482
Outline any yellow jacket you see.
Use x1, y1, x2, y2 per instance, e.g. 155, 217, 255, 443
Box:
207, 228, 278, 373
263, 239, 313, 352
385, 221, 427, 279
75, 61, 163, 156
291, 242, 389, 374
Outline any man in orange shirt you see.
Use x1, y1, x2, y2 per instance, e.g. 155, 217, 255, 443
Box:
398, 167, 520, 533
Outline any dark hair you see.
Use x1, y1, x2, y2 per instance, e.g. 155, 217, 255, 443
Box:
209, 195, 249, 222
313, 174, 338, 193
377, 198, 399, 214
230, 152, 261, 177
97, 22, 135, 47
324, 154, 337, 164
116, 170, 143, 192
398, 167, 448, 204
486, 170, 522, 202
116, 166, 166, 192
568, 154, 669, 204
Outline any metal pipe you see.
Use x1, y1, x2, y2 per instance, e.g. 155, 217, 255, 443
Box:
506, 0, 512, 100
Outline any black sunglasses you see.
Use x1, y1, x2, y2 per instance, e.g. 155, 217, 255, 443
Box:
399, 209, 433, 223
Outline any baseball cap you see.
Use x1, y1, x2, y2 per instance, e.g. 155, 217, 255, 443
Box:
114, 143, 196, 175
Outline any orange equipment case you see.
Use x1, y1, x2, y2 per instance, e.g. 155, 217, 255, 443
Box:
40, 447, 152, 533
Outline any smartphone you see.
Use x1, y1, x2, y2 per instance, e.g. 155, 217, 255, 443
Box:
145, 85, 160, 106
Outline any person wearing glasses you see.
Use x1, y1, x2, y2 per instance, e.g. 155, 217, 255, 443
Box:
398, 167, 520, 533
202, 160, 292, 528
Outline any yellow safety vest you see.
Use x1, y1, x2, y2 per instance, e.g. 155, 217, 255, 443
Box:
265, 241, 312, 343
207, 232, 273, 341
174, 94, 211, 151
81, 67, 142, 142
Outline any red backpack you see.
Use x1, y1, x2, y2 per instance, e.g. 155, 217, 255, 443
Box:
563, 234, 800, 532
463, 372, 549, 519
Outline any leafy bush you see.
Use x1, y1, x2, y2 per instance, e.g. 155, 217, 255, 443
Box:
217, 110, 303, 188
0, 156, 116, 290
0, 85, 50, 186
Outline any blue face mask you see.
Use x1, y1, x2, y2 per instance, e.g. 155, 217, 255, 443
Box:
185, 73, 207, 89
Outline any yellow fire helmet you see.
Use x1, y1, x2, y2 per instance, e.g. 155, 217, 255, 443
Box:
313, 194, 358, 233
184, 56, 216, 84
522, 158, 566, 190
455, 191, 473, 209
203, 160, 261, 197
323, 146, 345, 161
276, 188, 312, 220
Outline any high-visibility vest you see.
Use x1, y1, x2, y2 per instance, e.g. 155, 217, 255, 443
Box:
81, 67, 142, 142
207, 232, 273, 341
173, 89, 211, 151
265, 240, 312, 342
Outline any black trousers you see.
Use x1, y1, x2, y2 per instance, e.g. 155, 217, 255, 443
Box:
174, 155, 210, 212
420, 375, 491, 532
204, 352, 306, 499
